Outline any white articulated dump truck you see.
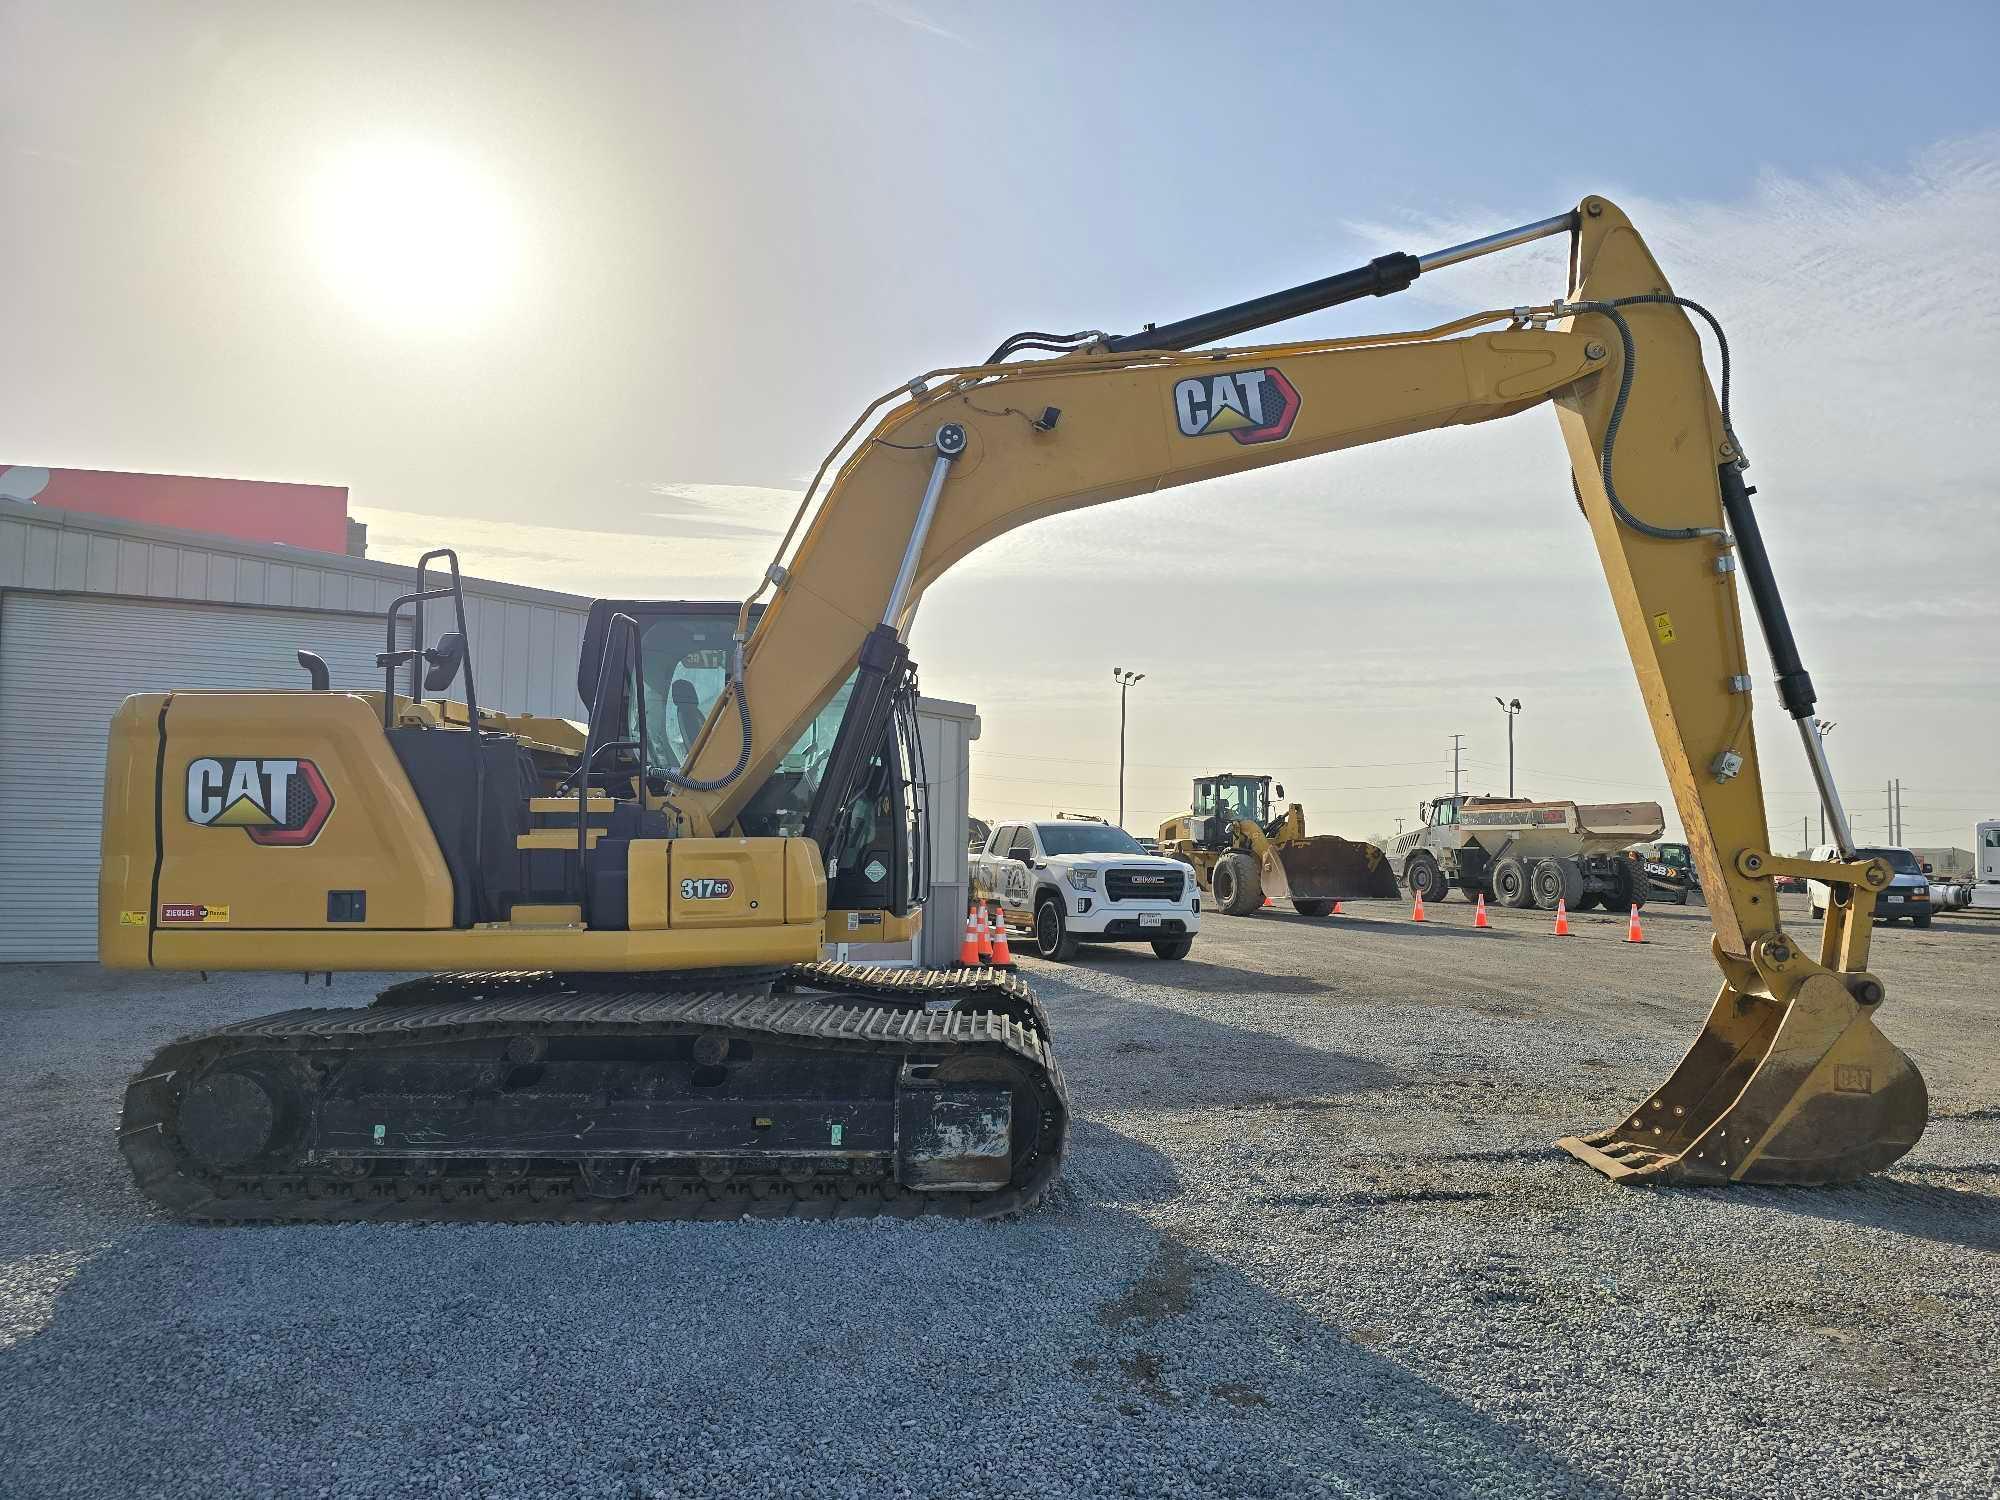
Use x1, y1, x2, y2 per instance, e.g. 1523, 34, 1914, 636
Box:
1386, 794, 1665, 911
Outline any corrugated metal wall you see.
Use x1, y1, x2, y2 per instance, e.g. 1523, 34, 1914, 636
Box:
0, 498, 592, 719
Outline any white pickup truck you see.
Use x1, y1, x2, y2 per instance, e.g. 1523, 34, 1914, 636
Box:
971, 820, 1200, 962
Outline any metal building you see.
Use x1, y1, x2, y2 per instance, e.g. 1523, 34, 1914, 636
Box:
0, 496, 978, 964
0, 497, 592, 961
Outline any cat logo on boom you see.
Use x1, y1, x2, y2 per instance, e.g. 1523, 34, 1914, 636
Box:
185, 757, 334, 846
1172, 366, 1301, 445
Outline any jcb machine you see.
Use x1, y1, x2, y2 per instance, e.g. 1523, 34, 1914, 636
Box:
106, 197, 1926, 1219
1159, 773, 1397, 916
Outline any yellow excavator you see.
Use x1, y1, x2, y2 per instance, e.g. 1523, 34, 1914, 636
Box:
102, 196, 1925, 1221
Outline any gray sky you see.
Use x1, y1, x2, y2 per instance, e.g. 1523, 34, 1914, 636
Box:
5, 1, 1996, 850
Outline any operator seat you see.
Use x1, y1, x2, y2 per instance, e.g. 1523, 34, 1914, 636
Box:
670, 678, 705, 754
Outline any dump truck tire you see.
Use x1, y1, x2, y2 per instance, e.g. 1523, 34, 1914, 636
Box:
1292, 899, 1334, 917
1403, 852, 1449, 903
1531, 858, 1587, 910
1492, 855, 1532, 908
1212, 852, 1264, 915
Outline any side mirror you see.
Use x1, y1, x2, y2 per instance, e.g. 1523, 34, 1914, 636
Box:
1274, 784, 1285, 800
422, 633, 467, 693
296, 650, 331, 692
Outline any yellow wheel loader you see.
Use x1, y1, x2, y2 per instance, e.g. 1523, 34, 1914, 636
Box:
1159, 773, 1399, 916
104, 197, 1926, 1221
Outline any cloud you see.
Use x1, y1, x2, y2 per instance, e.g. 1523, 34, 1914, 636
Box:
848, 0, 970, 46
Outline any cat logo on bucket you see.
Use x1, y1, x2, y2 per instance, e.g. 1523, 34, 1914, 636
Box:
1172, 367, 1300, 445
185, 757, 334, 846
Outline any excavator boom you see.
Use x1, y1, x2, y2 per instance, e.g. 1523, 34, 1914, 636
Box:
671, 195, 1923, 1186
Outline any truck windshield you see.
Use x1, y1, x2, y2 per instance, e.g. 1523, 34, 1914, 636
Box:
1856, 846, 1924, 875
1037, 824, 1146, 856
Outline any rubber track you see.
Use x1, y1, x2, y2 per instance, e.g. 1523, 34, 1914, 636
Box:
120, 979, 1068, 1225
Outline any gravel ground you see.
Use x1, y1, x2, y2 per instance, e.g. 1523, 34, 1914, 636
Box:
3, 892, 1996, 1499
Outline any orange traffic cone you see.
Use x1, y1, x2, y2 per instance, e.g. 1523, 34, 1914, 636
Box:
1474, 892, 1490, 929
975, 903, 995, 964
988, 903, 1014, 968
1411, 890, 1426, 923
1332, 900, 1343, 915
1625, 904, 1646, 943
1553, 898, 1570, 936
959, 904, 982, 966
1263, 895, 1274, 908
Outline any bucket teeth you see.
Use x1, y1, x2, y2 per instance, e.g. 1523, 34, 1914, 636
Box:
1560, 973, 1926, 1187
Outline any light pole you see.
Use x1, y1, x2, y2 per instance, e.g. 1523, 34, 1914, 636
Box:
1113, 667, 1144, 828
1494, 697, 1522, 797
1812, 719, 1836, 844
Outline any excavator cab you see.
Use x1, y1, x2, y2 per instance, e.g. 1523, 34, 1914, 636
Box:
577, 598, 929, 920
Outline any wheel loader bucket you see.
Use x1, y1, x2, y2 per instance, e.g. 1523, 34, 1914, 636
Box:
1557, 971, 1927, 1185
1260, 838, 1401, 904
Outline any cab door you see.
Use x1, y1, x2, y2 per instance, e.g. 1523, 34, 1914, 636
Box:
1000, 825, 1038, 924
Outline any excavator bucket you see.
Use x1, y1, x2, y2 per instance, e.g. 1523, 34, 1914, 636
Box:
1260, 837, 1401, 904
1557, 972, 1927, 1185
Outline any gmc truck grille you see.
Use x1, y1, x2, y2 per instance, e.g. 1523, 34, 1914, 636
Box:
1106, 868, 1185, 902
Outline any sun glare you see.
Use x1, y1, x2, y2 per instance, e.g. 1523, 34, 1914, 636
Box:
310, 141, 519, 332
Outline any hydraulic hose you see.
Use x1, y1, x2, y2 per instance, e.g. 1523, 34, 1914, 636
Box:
1565, 293, 1741, 542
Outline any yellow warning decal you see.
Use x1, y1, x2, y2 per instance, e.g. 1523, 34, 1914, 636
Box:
118, 910, 148, 926
1652, 611, 1677, 645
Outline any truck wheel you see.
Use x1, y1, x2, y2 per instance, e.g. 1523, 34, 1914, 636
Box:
1529, 860, 1566, 910
1913, 912, 1933, 929
1151, 937, 1193, 959
1033, 897, 1080, 961
1292, 899, 1334, 917
1492, 856, 1532, 908
1536, 864, 1584, 912
1403, 853, 1448, 903
1624, 863, 1650, 910
1212, 852, 1264, 915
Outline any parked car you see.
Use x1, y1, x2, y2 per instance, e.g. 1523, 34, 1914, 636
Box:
1807, 844, 1933, 928
971, 819, 1199, 961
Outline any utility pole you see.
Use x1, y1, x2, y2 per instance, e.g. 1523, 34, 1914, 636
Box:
1887, 780, 1894, 846
1802, 815, 1809, 854
1895, 778, 1903, 844
1112, 667, 1144, 828
1494, 698, 1522, 797
1450, 733, 1464, 799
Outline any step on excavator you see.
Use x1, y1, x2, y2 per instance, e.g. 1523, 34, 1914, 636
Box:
103, 197, 1926, 1221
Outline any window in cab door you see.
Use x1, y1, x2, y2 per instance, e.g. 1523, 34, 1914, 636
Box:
735, 672, 857, 839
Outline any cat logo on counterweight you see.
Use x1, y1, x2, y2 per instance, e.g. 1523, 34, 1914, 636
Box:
1172, 367, 1301, 445
185, 757, 334, 846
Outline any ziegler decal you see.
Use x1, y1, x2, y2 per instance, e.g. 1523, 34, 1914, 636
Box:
185, 757, 334, 846
161, 903, 230, 924
679, 876, 734, 901
1172, 367, 1301, 444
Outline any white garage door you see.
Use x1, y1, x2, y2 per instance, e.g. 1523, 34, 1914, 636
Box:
0, 593, 405, 961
